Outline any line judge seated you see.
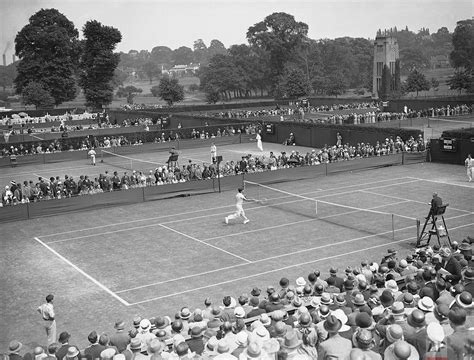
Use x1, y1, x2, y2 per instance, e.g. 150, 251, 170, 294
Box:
167, 147, 179, 168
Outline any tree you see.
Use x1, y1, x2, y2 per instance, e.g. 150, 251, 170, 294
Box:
142, 61, 160, 84
450, 19, 474, 70
116, 85, 142, 104
325, 72, 348, 97
151, 76, 184, 106
112, 68, 128, 88
399, 47, 429, 73
405, 69, 430, 96
150, 46, 173, 65
193, 39, 208, 65
79, 20, 122, 109
448, 70, 473, 93
208, 40, 227, 58
430, 77, 440, 90
172, 46, 194, 65
14, 8, 80, 106
21, 82, 55, 108
282, 68, 312, 98
247, 12, 308, 91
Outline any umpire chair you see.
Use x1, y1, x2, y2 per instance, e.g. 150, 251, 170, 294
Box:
416, 204, 452, 248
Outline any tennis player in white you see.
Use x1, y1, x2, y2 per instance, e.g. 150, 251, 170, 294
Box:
88, 148, 96, 166
465, 154, 473, 182
225, 187, 250, 224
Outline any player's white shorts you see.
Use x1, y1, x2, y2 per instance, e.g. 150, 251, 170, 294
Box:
235, 205, 245, 217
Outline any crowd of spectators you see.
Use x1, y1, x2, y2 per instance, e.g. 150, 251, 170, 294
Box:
323, 104, 472, 125
5, 240, 474, 360
0, 111, 99, 126
121, 104, 164, 111
1, 132, 424, 207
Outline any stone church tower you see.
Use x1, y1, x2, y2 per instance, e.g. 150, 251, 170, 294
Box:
372, 33, 399, 99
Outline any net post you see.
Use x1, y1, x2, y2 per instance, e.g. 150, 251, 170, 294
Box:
416, 218, 420, 242
392, 214, 395, 241
100, 149, 104, 163
315, 200, 318, 216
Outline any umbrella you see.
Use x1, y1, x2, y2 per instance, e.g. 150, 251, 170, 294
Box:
18, 112, 28, 117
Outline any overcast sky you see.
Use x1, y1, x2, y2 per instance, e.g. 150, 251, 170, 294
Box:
1, 0, 471, 63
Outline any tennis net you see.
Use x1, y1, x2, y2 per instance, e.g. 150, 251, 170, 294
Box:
100, 150, 164, 173
243, 180, 419, 241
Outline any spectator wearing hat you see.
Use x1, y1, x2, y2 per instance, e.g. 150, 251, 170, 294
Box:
424, 322, 448, 360
360, 260, 374, 285
462, 268, 474, 296
8, 341, 25, 360
326, 267, 344, 292
376, 302, 411, 342
294, 313, 318, 358
281, 329, 312, 359
109, 321, 130, 353
384, 340, 419, 360
237, 294, 252, 315
325, 277, 341, 295
99, 334, 118, 354
63, 347, 80, 360
314, 305, 331, 343
213, 339, 236, 360
439, 246, 462, 284
318, 315, 352, 360
99, 348, 116, 360
174, 342, 195, 360
405, 309, 428, 358
417, 297, 437, 325
372, 289, 395, 321
136, 319, 154, 353
56, 332, 78, 360
331, 293, 352, 315
246, 297, 265, 319
83, 331, 106, 360
230, 331, 248, 358
354, 312, 381, 353
178, 307, 192, 334
37, 294, 56, 345
265, 292, 284, 313
186, 326, 204, 355
446, 307, 473, 359
313, 270, 328, 291
201, 336, 218, 358
352, 328, 381, 360
238, 341, 263, 360
332, 309, 352, 341
147, 339, 165, 360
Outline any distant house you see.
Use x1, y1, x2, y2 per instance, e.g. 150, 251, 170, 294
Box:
163, 63, 200, 77
430, 55, 450, 69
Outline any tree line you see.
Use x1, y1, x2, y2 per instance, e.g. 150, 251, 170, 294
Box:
4, 9, 473, 108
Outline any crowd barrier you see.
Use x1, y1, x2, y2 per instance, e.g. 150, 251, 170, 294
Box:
0, 151, 426, 223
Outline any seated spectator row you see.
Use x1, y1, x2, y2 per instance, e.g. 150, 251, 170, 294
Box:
5, 240, 474, 360
1, 133, 423, 206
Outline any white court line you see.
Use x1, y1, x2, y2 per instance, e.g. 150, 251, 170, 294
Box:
45, 190, 412, 244
159, 224, 252, 263
116, 200, 412, 294
407, 176, 474, 189
33, 237, 130, 306
39, 176, 414, 239
127, 222, 474, 305
117, 210, 472, 294
360, 189, 474, 214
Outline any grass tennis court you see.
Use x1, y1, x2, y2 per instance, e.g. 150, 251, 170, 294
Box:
1, 147, 474, 352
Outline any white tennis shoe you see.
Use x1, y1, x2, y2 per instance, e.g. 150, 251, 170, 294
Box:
243, 219, 250, 224
224, 217, 229, 224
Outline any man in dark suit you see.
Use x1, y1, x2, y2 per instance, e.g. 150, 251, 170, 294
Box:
427, 192, 443, 218
439, 247, 462, 284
